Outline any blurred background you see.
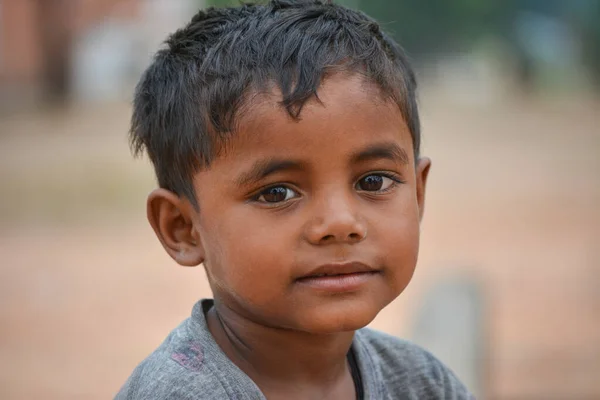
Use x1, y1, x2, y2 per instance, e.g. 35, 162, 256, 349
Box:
0, 0, 598, 398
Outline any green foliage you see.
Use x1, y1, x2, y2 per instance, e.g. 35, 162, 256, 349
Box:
205, 0, 269, 7
197, 0, 600, 83
206, 0, 240, 7
205, 0, 356, 8
359, 0, 519, 55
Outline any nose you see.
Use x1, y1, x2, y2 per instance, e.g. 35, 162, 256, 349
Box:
304, 191, 367, 246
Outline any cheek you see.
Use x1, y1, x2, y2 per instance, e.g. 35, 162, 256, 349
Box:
200, 207, 296, 303
374, 199, 421, 284
380, 215, 419, 260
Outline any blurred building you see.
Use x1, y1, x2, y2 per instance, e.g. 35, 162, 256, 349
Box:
0, 0, 198, 110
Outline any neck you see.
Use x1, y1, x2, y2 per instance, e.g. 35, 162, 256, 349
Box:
206, 300, 355, 391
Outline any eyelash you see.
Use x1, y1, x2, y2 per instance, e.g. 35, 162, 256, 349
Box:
251, 172, 404, 205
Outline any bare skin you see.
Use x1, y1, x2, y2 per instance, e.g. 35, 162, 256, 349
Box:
206, 304, 356, 399
147, 73, 430, 399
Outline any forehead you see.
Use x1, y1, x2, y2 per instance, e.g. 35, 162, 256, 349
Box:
216, 73, 413, 168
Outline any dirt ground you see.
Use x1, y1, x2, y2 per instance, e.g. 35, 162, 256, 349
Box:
0, 93, 598, 399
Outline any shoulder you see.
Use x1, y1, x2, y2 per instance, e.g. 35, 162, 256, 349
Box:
355, 328, 474, 399
114, 319, 229, 400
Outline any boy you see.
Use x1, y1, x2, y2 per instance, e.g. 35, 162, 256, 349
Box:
117, 0, 472, 399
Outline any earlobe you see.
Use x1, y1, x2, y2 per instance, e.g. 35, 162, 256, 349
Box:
146, 188, 205, 267
415, 157, 431, 222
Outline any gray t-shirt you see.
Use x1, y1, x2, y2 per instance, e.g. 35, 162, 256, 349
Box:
116, 299, 472, 399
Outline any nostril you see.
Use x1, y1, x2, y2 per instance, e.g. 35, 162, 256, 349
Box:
321, 234, 335, 242
349, 233, 360, 240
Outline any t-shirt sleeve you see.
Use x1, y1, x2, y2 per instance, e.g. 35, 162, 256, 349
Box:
401, 346, 474, 399
357, 328, 475, 399
114, 357, 199, 400
113, 347, 231, 400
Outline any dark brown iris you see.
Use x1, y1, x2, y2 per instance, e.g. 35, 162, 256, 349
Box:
262, 187, 288, 202
358, 175, 383, 191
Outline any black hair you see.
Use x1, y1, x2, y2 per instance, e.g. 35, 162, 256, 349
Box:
130, 0, 420, 207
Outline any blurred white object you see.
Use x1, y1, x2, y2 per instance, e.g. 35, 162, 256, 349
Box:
71, 0, 200, 102
411, 276, 486, 398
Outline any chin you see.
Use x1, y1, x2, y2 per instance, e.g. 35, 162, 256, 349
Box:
296, 297, 388, 334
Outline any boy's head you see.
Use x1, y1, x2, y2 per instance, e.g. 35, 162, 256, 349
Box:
132, 0, 430, 333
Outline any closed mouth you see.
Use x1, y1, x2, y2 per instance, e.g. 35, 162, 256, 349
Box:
297, 262, 378, 280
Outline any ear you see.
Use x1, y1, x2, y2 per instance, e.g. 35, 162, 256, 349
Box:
415, 157, 431, 222
146, 188, 204, 267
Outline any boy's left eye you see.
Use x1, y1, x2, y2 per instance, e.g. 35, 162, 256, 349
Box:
355, 174, 398, 192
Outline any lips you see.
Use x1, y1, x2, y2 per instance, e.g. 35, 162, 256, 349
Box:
298, 262, 377, 280
295, 262, 380, 292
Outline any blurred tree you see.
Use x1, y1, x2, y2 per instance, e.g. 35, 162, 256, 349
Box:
201, 0, 516, 55
205, 0, 358, 7
199, 0, 600, 86
207, 0, 240, 7
575, 1, 600, 86
359, 0, 519, 56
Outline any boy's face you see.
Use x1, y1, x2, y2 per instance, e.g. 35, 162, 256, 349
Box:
172, 73, 429, 333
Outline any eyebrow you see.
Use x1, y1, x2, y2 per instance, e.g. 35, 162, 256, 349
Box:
235, 158, 306, 187
234, 142, 409, 187
351, 142, 410, 165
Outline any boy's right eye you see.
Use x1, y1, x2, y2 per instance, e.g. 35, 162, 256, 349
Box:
254, 186, 299, 203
